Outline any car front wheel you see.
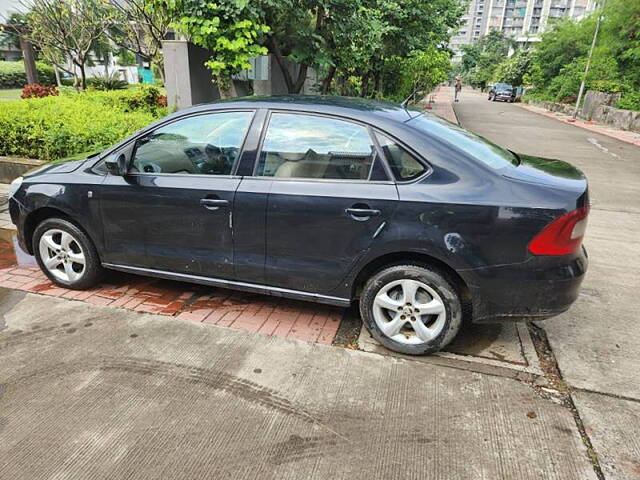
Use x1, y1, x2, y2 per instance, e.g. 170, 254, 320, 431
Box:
360, 265, 462, 355
33, 218, 104, 290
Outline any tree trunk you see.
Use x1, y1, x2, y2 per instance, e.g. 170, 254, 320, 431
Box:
361, 72, 370, 98
216, 76, 237, 99
104, 52, 109, 76
19, 36, 39, 85
77, 61, 87, 90
321, 65, 336, 94
266, 36, 294, 92
292, 64, 307, 94
53, 65, 62, 87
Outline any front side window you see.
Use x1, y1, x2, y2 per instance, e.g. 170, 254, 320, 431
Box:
256, 113, 376, 180
131, 111, 253, 175
376, 133, 427, 181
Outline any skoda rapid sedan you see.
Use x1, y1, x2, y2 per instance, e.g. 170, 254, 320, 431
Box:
8, 96, 589, 355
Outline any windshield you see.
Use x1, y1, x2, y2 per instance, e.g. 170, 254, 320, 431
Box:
495, 83, 513, 91
406, 114, 519, 170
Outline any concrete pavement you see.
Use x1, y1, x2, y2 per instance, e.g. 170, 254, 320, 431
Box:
452, 86, 640, 480
0, 291, 598, 479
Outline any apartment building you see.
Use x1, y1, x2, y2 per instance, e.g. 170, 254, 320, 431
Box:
451, 0, 597, 61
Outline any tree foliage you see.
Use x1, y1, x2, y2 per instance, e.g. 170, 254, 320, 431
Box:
108, 0, 174, 81
151, 0, 463, 99
462, 0, 640, 109
157, 0, 269, 96
24, 0, 114, 90
458, 31, 514, 89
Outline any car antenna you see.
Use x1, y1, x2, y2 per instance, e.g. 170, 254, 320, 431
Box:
400, 88, 419, 108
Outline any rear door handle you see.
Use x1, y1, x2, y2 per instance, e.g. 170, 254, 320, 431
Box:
345, 208, 381, 219
200, 198, 229, 210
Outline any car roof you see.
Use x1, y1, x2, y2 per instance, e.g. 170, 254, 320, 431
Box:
175, 95, 425, 125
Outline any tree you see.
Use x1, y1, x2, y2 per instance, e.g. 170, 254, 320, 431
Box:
151, 0, 463, 98
397, 46, 450, 100
108, 0, 173, 82
158, 0, 268, 97
492, 49, 531, 86
459, 30, 514, 89
24, 0, 114, 89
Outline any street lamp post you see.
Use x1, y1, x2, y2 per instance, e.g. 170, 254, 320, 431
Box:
572, 0, 606, 119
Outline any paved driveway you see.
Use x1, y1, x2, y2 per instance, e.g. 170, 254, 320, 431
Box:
453, 87, 640, 479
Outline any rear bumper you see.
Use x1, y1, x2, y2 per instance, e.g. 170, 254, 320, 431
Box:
465, 246, 588, 323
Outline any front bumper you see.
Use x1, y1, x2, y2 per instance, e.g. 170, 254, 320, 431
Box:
465, 246, 588, 322
9, 197, 31, 254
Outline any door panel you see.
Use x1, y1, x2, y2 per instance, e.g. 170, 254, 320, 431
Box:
100, 175, 240, 277
255, 111, 399, 295
232, 177, 272, 284
265, 181, 398, 294
98, 110, 254, 277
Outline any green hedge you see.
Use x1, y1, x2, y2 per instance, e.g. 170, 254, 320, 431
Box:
0, 61, 56, 88
0, 86, 167, 161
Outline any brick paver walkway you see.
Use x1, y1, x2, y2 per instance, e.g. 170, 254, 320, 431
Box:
0, 230, 342, 345
420, 86, 459, 124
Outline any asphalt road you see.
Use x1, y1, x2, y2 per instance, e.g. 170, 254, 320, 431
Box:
454, 88, 640, 480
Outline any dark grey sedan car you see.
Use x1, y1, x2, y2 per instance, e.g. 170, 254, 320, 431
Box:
8, 96, 589, 355
488, 83, 516, 102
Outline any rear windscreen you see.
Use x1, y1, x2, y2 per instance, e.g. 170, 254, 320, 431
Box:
406, 114, 519, 170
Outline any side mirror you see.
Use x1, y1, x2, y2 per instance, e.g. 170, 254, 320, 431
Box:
105, 153, 128, 176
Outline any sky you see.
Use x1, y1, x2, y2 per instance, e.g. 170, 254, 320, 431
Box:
0, 0, 22, 21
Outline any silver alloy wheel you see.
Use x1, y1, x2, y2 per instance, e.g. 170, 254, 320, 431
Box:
38, 228, 86, 283
372, 279, 446, 345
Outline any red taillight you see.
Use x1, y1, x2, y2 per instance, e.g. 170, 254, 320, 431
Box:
528, 206, 589, 255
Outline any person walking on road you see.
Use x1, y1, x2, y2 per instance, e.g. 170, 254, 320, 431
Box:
454, 75, 462, 102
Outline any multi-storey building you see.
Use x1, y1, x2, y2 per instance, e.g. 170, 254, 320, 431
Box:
451, 0, 597, 61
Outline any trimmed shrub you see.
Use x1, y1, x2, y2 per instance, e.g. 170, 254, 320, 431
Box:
0, 86, 167, 161
86, 72, 129, 91
0, 61, 56, 88
21, 84, 59, 99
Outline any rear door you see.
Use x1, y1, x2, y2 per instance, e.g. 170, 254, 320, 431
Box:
255, 112, 398, 295
99, 110, 254, 278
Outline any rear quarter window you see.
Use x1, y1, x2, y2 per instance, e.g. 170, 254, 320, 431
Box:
407, 114, 518, 171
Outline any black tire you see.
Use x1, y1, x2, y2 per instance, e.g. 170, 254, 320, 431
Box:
359, 264, 463, 355
33, 218, 104, 290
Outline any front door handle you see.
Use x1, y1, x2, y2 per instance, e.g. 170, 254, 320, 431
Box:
200, 198, 229, 210
345, 207, 381, 220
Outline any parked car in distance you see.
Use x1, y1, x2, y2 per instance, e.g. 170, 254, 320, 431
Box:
489, 83, 516, 102
8, 96, 589, 355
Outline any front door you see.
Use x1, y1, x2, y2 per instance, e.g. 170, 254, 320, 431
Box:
254, 112, 398, 295
99, 110, 255, 278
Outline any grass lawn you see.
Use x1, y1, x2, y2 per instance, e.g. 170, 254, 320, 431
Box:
0, 89, 21, 101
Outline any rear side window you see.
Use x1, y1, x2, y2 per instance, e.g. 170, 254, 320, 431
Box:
131, 111, 253, 175
376, 133, 427, 181
256, 113, 376, 180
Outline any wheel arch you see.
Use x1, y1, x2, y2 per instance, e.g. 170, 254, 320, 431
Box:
23, 207, 97, 256
351, 251, 472, 314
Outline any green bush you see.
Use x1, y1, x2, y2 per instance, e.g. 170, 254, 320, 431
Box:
86, 72, 129, 91
0, 86, 167, 161
616, 91, 640, 111
0, 61, 56, 88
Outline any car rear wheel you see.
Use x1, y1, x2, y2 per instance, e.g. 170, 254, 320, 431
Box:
33, 218, 104, 290
359, 265, 462, 355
